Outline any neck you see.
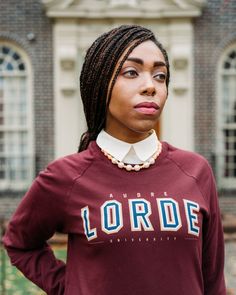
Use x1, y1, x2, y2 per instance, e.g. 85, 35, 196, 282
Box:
104, 128, 153, 144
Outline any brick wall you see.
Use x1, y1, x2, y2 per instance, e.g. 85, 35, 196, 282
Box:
0, 0, 54, 172
0, 0, 54, 218
194, 0, 236, 166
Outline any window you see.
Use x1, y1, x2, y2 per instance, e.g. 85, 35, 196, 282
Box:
217, 45, 236, 188
0, 43, 33, 190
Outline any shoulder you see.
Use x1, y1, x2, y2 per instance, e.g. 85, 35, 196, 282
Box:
37, 145, 95, 185
164, 143, 219, 205
164, 142, 213, 180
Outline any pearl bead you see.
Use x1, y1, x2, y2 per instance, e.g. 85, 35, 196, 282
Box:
134, 165, 141, 171
125, 165, 133, 171
149, 158, 155, 165
143, 162, 150, 168
118, 162, 125, 168
111, 158, 118, 164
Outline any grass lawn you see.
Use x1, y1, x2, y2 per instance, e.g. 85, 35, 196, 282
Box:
0, 246, 66, 295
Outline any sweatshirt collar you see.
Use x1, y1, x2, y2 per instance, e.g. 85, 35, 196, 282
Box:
96, 129, 158, 163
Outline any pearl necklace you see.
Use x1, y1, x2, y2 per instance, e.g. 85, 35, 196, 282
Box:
101, 141, 162, 172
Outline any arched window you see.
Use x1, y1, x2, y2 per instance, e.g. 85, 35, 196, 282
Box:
217, 44, 236, 188
0, 43, 34, 190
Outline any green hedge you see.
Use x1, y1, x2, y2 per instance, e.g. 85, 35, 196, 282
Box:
0, 247, 66, 295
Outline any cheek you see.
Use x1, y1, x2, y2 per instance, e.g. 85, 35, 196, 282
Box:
109, 83, 129, 109
157, 85, 168, 99
159, 87, 168, 101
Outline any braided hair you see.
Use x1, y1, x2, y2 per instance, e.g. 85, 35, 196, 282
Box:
79, 24, 170, 152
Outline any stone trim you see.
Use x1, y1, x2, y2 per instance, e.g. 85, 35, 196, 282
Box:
42, 0, 206, 19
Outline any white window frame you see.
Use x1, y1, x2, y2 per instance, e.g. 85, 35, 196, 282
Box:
216, 43, 236, 189
0, 41, 34, 190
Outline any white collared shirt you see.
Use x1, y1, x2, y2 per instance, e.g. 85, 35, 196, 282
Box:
96, 129, 159, 164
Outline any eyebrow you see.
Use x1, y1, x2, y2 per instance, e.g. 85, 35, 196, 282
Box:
126, 57, 167, 68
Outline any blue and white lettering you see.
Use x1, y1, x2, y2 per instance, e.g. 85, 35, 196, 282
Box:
184, 199, 200, 236
157, 198, 182, 231
101, 200, 123, 234
81, 206, 97, 241
129, 199, 154, 231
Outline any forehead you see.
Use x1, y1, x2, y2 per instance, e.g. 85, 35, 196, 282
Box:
127, 40, 165, 62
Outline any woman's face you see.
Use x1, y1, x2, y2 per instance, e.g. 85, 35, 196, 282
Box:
105, 40, 168, 143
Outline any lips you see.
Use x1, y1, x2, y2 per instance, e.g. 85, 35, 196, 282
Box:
134, 102, 160, 109
134, 102, 160, 115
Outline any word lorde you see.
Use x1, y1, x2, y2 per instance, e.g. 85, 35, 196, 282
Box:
81, 198, 200, 241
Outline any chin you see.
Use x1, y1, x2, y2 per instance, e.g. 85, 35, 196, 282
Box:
136, 121, 158, 132
130, 125, 156, 134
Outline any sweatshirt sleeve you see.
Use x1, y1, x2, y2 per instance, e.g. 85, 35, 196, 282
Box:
2, 159, 74, 295
201, 165, 226, 295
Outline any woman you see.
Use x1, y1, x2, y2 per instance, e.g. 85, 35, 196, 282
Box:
3, 25, 226, 295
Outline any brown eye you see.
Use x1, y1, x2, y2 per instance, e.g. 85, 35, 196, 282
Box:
123, 70, 138, 78
154, 73, 166, 81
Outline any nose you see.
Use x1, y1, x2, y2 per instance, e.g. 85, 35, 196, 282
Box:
140, 74, 156, 96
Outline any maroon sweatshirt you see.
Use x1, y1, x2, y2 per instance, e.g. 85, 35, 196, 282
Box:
3, 141, 226, 295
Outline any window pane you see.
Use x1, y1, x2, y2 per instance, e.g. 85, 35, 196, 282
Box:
20, 169, 28, 180
0, 170, 5, 179
2, 46, 10, 55
7, 63, 14, 71
12, 52, 20, 61
2, 76, 28, 127
224, 129, 236, 178
18, 63, 25, 71
229, 51, 236, 59
9, 169, 16, 180
224, 61, 231, 69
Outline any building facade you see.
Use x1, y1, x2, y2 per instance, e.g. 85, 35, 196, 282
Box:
0, 0, 54, 217
0, 0, 235, 218
194, 0, 236, 196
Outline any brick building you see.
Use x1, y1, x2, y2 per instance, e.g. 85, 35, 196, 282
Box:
0, 0, 235, 218
194, 0, 236, 210
0, 0, 54, 218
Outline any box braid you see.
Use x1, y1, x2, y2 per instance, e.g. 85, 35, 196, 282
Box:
78, 24, 170, 152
